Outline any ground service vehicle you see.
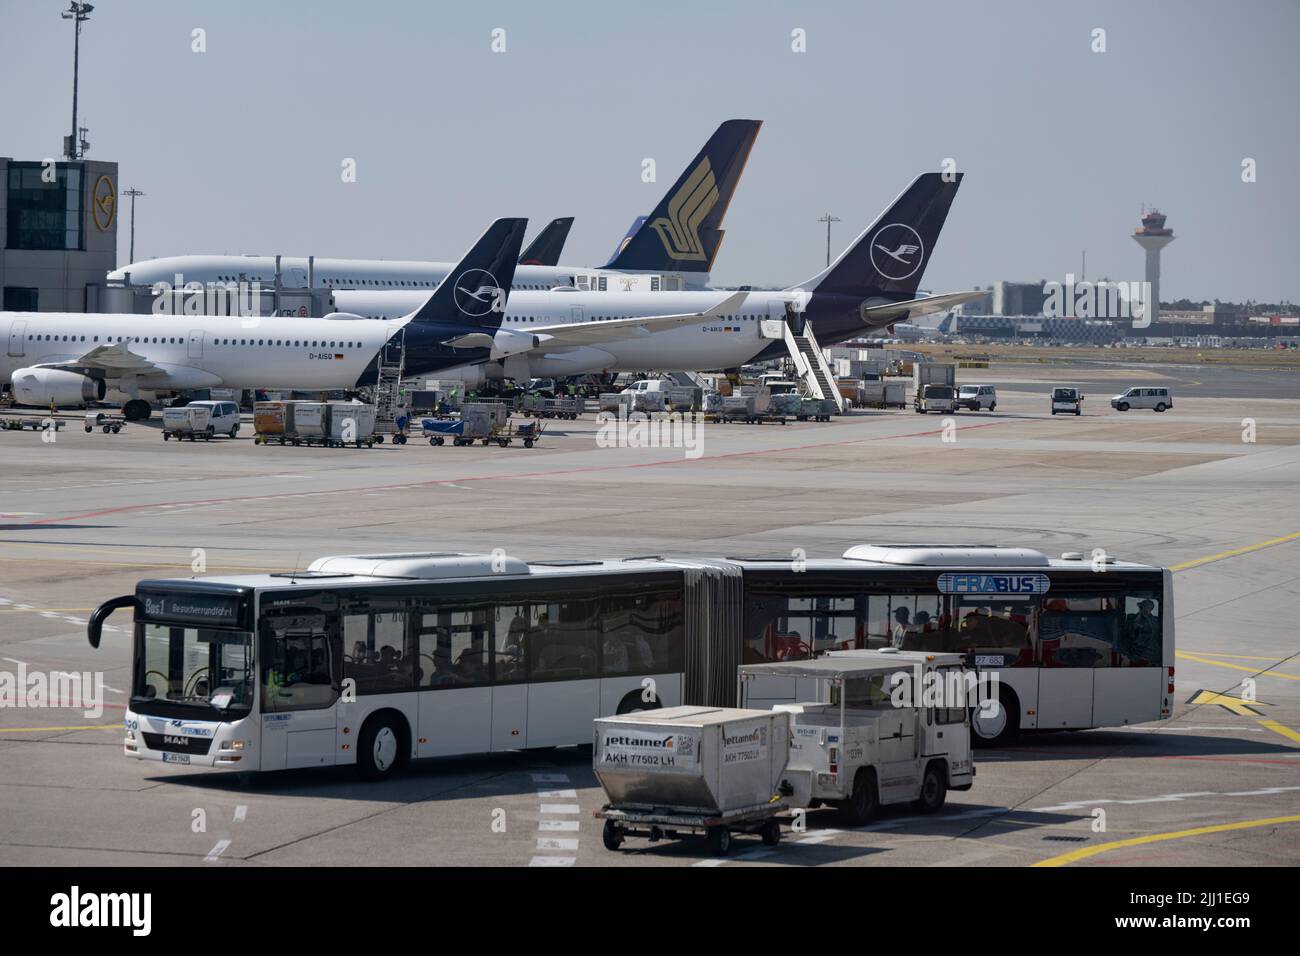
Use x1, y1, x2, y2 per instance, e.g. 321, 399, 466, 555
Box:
956, 384, 997, 411
741, 650, 973, 822
595, 707, 790, 855
1111, 386, 1173, 412
86, 544, 1173, 778
914, 383, 957, 414
1051, 386, 1083, 415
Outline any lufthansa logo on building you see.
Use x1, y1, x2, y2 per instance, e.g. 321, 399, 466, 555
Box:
92, 175, 116, 231
453, 268, 503, 318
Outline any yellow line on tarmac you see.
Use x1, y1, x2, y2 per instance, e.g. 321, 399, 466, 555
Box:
1257, 720, 1300, 745
0, 725, 118, 733
1171, 530, 1300, 572
1177, 651, 1300, 681
1182, 651, 1289, 662
1032, 815, 1300, 867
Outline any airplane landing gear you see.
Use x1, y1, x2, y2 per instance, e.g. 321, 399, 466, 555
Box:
123, 399, 152, 422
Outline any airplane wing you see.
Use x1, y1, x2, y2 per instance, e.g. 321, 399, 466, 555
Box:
529, 290, 750, 347
32, 343, 164, 377
860, 290, 986, 322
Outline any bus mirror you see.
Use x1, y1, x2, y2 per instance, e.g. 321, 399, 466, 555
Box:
88, 595, 140, 649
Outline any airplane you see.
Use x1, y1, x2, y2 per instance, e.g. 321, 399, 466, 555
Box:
325, 173, 980, 387
105, 119, 762, 295
872, 310, 958, 342
518, 218, 574, 266
0, 220, 749, 421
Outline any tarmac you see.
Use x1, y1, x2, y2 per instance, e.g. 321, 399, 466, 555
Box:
1, 359, 1297, 867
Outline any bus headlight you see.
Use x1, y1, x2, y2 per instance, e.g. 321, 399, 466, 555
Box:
220, 739, 248, 751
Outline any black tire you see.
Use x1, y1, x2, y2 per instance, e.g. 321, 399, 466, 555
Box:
429, 438, 438, 446
1155, 403, 1167, 412
524, 439, 534, 448
357, 714, 405, 781
113, 425, 121, 433
914, 762, 947, 813
989, 403, 996, 411
706, 826, 732, 856
602, 819, 624, 851
1075, 409, 1081, 416
102, 426, 111, 434
761, 820, 781, 846
375, 435, 384, 443
162, 433, 170, 441
615, 689, 661, 715
1117, 402, 1129, 412
123, 399, 151, 422
1051, 410, 1056, 415
839, 768, 878, 825
229, 425, 239, 438
971, 687, 1020, 747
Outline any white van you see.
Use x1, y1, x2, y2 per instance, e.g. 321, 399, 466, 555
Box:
1110, 387, 1173, 413
956, 384, 997, 411
1050, 386, 1083, 415
189, 400, 242, 437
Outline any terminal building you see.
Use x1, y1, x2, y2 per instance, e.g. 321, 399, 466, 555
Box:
1, 157, 118, 313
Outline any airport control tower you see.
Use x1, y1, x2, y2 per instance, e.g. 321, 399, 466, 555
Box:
1132, 208, 1174, 326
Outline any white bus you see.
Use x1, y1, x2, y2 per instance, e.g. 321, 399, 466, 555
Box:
87, 545, 1174, 778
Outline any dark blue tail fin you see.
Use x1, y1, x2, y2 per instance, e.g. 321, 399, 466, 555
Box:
519, 217, 574, 266
409, 218, 528, 329
605, 216, 647, 267
601, 119, 761, 273
799, 173, 962, 300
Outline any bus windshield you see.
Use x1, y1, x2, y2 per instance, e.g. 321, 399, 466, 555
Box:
133, 623, 254, 718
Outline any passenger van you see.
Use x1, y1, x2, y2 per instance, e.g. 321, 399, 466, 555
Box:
956, 384, 997, 411
1050, 387, 1083, 415
1110, 387, 1173, 412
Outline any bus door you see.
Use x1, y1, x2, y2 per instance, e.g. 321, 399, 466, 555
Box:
258, 611, 341, 771
413, 607, 492, 757
489, 603, 529, 752
1036, 595, 1106, 729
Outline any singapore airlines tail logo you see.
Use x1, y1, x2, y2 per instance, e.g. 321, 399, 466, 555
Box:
649, 158, 718, 262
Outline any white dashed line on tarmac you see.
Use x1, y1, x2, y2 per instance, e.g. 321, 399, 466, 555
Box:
204, 839, 231, 862
530, 772, 578, 865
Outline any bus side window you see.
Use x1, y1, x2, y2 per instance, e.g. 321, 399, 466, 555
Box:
529, 599, 598, 682
1038, 596, 1118, 668
343, 608, 413, 694
599, 589, 684, 676
1119, 594, 1162, 666
416, 609, 490, 688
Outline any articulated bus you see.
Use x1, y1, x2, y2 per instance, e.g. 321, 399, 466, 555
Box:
87, 545, 1174, 779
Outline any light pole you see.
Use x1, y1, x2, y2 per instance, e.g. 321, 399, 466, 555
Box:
817, 213, 840, 267
123, 187, 144, 262
62, 2, 94, 161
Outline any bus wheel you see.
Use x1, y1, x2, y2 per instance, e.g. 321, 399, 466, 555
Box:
839, 768, 878, 825
706, 825, 732, 856
358, 714, 405, 781
602, 820, 624, 851
616, 690, 661, 715
914, 761, 947, 813
971, 689, 1019, 747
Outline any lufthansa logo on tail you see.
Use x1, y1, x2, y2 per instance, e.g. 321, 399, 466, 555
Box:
869, 223, 925, 281
453, 268, 504, 317
649, 157, 718, 262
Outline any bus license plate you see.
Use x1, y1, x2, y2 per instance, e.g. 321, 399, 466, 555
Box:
975, 655, 1005, 668
162, 752, 191, 765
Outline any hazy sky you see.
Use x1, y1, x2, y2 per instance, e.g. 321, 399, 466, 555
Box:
4, 0, 1296, 302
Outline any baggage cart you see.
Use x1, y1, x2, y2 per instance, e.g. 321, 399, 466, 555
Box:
161, 405, 214, 441
84, 411, 126, 434
593, 707, 790, 856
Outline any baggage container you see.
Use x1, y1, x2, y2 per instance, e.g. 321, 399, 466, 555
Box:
161, 404, 213, 441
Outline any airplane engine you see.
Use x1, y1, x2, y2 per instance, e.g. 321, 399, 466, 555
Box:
490, 328, 540, 359
11, 368, 107, 407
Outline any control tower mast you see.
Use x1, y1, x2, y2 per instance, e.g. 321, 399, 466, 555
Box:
1132, 207, 1174, 326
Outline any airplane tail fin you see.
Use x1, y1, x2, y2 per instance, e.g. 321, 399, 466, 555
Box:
518, 217, 574, 266
604, 216, 647, 269
796, 172, 962, 300
601, 119, 761, 273
408, 218, 528, 329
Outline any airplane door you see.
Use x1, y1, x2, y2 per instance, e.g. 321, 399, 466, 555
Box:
188, 330, 204, 360
571, 306, 584, 325
7, 320, 26, 358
